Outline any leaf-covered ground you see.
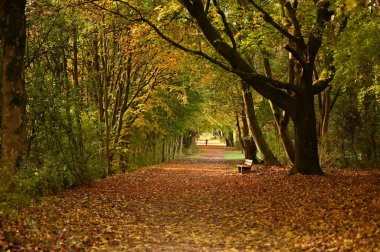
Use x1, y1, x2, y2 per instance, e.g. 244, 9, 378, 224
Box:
1, 146, 379, 251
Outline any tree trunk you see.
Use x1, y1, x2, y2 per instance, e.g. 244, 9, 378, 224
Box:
179, 134, 183, 156
72, 26, 87, 177
175, 0, 333, 174
263, 57, 295, 163
236, 114, 245, 148
290, 96, 323, 175
236, 112, 258, 162
102, 30, 111, 177
241, 81, 280, 166
224, 130, 234, 147
162, 138, 167, 162
92, 32, 105, 123
0, 0, 27, 191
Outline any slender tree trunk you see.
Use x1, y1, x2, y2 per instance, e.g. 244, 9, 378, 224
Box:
241, 110, 258, 162
179, 134, 183, 156
0, 46, 2, 143
0, 0, 27, 191
72, 26, 86, 169
228, 131, 234, 147
93, 32, 105, 123
102, 30, 111, 177
321, 88, 331, 136
224, 130, 234, 147
236, 114, 245, 148
316, 68, 332, 138
162, 138, 167, 162
241, 81, 280, 166
236, 112, 259, 162
263, 57, 295, 163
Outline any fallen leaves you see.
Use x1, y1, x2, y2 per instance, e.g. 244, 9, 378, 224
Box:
0, 146, 379, 251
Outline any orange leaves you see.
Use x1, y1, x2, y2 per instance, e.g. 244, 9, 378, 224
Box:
1, 148, 379, 250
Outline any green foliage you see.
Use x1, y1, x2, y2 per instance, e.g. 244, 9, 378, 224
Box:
329, 8, 380, 166
23, 65, 105, 197
3, 0, 380, 206
334, 12, 380, 89
223, 150, 244, 160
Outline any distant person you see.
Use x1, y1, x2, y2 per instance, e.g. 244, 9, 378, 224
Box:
205, 139, 208, 146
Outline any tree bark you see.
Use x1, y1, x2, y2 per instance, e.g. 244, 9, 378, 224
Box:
291, 95, 322, 175
93, 32, 105, 123
263, 57, 295, 163
162, 138, 167, 162
179, 134, 183, 156
237, 111, 259, 162
0, 0, 27, 190
241, 81, 280, 166
101, 29, 111, 177
72, 26, 86, 175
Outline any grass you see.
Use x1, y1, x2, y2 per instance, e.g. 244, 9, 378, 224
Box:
224, 151, 245, 160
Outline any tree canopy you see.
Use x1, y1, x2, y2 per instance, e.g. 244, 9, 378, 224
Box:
0, 0, 379, 200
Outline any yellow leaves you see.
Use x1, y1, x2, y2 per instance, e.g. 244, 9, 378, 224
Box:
156, 2, 182, 22
345, 0, 367, 10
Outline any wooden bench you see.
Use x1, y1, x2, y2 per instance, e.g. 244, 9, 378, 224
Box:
236, 159, 253, 174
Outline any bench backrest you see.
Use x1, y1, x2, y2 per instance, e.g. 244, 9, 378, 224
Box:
244, 159, 253, 166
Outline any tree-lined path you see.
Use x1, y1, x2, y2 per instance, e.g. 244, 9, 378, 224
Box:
1, 146, 379, 251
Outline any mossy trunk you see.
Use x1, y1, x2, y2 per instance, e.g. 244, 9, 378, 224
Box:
0, 0, 27, 191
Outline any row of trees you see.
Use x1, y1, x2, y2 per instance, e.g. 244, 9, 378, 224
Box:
0, 0, 379, 199
116, 0, 378, 174
0, 0, 208, 199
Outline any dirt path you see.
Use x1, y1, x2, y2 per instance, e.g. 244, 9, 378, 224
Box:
1, 146, 379, 251
197, 145, 237, 159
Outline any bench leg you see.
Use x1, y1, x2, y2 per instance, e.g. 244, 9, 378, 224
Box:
241, 167, 251, 174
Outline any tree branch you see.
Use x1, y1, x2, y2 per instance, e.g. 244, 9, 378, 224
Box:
90, 1, 233, 72
285, 44, 306, 67
283, 1, 304, 43
312, 71, 334, 94
247, 0, 303, 46
204, 0, 211, 14
212, 0, 237, 50
307, 0, 334, 62
94, 0, 296, 113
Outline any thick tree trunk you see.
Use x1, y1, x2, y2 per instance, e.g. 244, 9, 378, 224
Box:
290, 96, 323, 175
241, 81, 280, 166
0, 0, 27, 190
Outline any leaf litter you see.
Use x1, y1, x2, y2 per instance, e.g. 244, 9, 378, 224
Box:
1, 146, 379, 251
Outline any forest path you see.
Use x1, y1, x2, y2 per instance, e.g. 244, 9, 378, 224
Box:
1, 146, 380, 251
